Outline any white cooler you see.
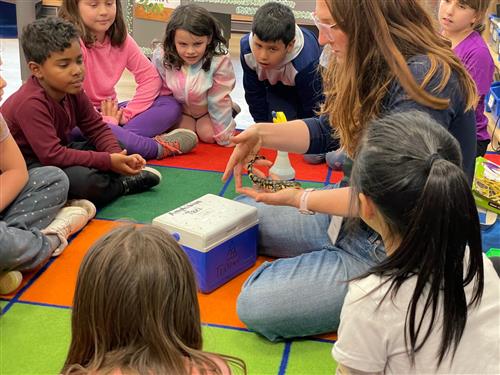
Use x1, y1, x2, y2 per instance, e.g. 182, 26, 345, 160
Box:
152, 194, 259, 293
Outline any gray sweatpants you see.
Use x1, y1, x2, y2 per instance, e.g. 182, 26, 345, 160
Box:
0, 166, 69, 273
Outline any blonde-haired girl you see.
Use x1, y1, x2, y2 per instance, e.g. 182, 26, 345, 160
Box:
62, 225, 245, 374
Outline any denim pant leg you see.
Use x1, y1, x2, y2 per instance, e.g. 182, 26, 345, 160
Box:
235, 195, 334, 258
303, 153, 326, 165
0, 166, 69, 272
237, 221, 386, 341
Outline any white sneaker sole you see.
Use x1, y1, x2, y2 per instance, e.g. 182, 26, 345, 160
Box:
167, 128, 198, 140
66, 199, 97, 219
143, 166, 162, 180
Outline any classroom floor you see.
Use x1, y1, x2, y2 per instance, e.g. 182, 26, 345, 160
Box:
0, 141, 344, 375
0, 35, 342, 374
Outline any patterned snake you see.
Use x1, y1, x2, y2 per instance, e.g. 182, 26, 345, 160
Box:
247, 155, 301, 192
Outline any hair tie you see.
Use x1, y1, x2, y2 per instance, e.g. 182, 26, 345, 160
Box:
426, 153, 441, 171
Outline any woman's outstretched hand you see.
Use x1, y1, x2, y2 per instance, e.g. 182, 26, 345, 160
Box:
238, 185, 303, 208
222, 125, 263, 189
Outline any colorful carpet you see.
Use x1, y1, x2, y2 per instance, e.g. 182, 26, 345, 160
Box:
0, 144, 338, 375
2, 146, 498, 375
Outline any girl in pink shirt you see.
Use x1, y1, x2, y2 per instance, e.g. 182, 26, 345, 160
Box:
61, 225, 246, 375
153, 4, 238, 146
59, 0, 198, 160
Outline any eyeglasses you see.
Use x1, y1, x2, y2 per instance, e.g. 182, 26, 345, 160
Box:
312, 12, 337, 40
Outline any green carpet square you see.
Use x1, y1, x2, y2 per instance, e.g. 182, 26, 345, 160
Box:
285, 339, 337, 374
0, 300, 7, 314
0, 302, 71, 375
97, 167, 225, 222
202, 325, 284, 374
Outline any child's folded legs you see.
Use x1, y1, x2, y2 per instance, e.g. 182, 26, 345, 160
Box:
41, 199, 96, 256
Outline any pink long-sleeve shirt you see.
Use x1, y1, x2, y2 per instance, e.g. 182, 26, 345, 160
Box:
80, 35, 162, 124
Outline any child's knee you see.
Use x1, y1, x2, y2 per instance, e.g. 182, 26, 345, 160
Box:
29, 166, 70, 197
196, 118, 215, 143
198, 132, 215, 143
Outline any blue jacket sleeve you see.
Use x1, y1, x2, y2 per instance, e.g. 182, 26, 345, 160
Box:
240, 36, 269, 122
304, 114, 339, 154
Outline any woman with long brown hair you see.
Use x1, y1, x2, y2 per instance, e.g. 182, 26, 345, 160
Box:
62, 225, 246, 374
222, 0, 478, 341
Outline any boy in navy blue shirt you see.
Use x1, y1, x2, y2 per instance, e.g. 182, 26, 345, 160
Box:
240, 2, 323, 123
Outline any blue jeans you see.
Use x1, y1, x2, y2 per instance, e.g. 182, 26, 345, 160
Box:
235, 195, 386, 341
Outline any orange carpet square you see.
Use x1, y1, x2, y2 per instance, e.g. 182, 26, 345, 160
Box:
18, 219, 276, 331
19, 220, 124, 307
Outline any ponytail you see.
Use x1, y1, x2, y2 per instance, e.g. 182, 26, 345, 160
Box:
351, 111, 484, 368
387, 157, 484, 365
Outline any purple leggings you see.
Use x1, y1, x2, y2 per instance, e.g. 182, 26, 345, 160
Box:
72, 95, 182, 159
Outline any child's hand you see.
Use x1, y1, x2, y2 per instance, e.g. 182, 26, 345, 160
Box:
110, 150, 146, 175
101, 98, 124, 125
127, 153, 147, 170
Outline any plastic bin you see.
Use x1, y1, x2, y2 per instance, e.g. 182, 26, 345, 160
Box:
487, 84, 500, 121
485, 82, 500, 113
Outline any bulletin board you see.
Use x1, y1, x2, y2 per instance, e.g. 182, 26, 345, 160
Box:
180, 0, 314, 24
134, 0, 180, 22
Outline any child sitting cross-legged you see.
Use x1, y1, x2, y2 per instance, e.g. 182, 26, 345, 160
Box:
152, 5, 238, 146
0, 18, 161, 209
59, 0, 198, 160
240, 2, 323, 123
0, 59, 95, 296
62, 225, 247, 375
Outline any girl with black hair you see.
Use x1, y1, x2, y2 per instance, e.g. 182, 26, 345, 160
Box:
332, 111, 499, 373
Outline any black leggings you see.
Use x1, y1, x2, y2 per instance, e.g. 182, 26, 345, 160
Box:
27, 140, 125, 208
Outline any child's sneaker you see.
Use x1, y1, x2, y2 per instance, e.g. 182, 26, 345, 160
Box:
65, 199, 97, 219
155, 129, 198, 157
120, 167, 161, 195
42, 203, 96, 256
0, 271, 23, 295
